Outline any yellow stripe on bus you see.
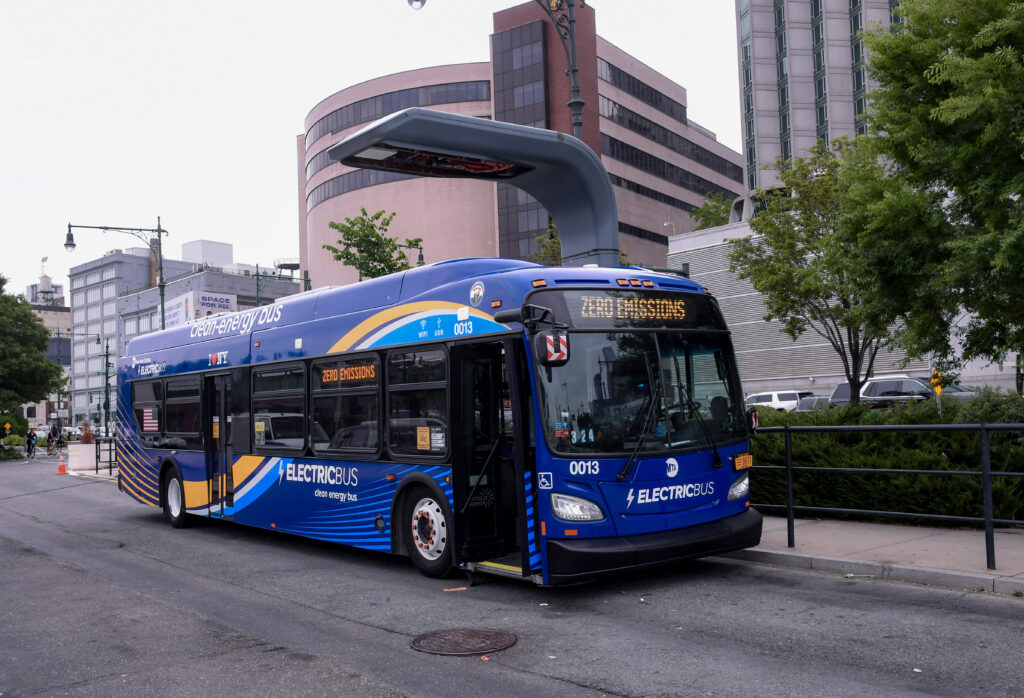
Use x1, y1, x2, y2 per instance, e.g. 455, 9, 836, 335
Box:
183, 479, 211, 509
328, 301, 497, 354
231, 455, 265, 487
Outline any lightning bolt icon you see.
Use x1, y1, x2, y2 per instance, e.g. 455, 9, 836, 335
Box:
626, 488, 634, 510
278, 460, 285, 485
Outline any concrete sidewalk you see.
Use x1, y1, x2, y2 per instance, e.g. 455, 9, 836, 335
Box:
724, 514, 1024, 596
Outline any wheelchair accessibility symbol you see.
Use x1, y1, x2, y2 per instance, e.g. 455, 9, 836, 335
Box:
538, 472, 553, 489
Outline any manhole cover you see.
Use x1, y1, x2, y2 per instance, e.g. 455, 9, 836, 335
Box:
410, 628, 517, 656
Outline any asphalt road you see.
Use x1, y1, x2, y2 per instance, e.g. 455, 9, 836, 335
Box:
2, 458, 1023, 697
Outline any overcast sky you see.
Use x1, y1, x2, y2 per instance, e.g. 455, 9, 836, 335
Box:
0, 1, 740, 300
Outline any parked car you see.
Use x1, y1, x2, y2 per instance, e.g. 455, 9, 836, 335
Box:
938, 382, 979, 401
795, 395, 830, 412
829, 382, 852, 407
860, 375, 933, 408
745, 390, 814, 411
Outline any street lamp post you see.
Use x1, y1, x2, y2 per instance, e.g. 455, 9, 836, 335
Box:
534, 0, 585, 140
65, 217, 169, 330
408, 0, 585, 140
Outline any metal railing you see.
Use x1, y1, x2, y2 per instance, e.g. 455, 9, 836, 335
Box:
752, 423, 1024, 570
94, 437, 117, 476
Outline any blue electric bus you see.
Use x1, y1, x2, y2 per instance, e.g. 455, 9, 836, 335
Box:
115, 108, 761, 584
116, 260, 761, 584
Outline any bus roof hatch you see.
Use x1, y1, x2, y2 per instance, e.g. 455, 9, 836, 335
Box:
327, 108, 620, 268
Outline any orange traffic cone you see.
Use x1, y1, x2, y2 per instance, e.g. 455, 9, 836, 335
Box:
57, 449, 67, 475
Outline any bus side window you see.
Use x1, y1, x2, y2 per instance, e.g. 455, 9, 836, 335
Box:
252, 364, 306, 452
311, 356, 380, 454
387, 348, 448, 458
132, 379, 163, 448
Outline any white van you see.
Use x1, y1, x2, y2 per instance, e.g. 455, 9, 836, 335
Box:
745, 390, 814, 411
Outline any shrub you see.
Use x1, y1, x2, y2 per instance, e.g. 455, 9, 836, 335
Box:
749, 391, 1024, 524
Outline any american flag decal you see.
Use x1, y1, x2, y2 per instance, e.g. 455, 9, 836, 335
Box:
546, 334, 568, 361
142, 407, 159, 432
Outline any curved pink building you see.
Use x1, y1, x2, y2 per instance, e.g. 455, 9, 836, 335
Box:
297, 2, 744, 289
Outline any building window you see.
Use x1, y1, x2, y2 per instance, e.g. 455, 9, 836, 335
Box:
102, 266, 115, 280
305, 80, 491, 152
596, 57, 686, 124
124, 316, 138, 336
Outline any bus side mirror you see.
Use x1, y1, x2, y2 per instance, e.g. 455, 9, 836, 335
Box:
746, 407, 759, 433
534, 330, 569, 367
493, 308, 522, 325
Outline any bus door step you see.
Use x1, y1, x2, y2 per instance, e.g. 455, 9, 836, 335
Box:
466, 554, 538, 583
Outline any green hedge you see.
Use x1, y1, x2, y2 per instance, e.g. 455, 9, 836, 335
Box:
749, 389, 1024, 524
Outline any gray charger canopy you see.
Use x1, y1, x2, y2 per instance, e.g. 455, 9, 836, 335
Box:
327, 108, 620, 267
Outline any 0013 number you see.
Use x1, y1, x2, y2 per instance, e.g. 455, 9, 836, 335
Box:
568, 460, 600, 476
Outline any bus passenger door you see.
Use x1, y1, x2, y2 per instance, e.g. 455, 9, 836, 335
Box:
451, 340, 522, 566
205, 374, 233, 518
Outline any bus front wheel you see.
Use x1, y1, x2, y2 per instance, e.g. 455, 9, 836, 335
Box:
163, 467, 189, 529
404, 487, 453, 577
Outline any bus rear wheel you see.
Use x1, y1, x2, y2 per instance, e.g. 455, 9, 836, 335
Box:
404, 487, 453, 577
163, 467, 189, 529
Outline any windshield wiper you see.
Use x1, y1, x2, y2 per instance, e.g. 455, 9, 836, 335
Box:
617, 355, 661, 482
672, 352, 722, 468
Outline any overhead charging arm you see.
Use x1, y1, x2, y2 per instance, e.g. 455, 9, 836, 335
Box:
326, 108, 620, 267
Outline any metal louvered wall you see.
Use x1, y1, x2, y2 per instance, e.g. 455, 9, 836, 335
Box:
668, 239, 928, 396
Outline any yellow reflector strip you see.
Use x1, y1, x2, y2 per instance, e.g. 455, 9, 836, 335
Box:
616, 279, 629, 286
642, 279, 654, 287
565, 529, 578, 536
532, 279, 547, 287
478, 560, 522, 573
491, 300, 502, 308
733, 453, 753, 470
629, 279, 642, 287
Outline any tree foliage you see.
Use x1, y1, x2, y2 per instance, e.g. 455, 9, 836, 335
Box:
531, 220, 629, 266
0, 276, 64, 413
691, 192, 732, 231
860, 0, 1024, 363
728, 140, 896, 403
323, 208, 423, 280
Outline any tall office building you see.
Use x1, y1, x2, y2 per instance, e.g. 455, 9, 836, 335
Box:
67, 244, 299, 428
298, 1, 744, 288
737, 0, 895, 190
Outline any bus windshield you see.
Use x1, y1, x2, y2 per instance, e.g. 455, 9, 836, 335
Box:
536, 329, 746, 456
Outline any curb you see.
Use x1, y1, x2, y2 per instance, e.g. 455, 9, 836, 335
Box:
718, 548, 1024, 597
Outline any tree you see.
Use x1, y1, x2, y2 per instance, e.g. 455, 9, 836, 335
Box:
530, 219, 564, 266
860, 0, 1024, 364
530, 219, 630, 266
691, 192, 732, 231
728, 140, 897, 404
323, 208, 423, 280
0, 276, 64, 414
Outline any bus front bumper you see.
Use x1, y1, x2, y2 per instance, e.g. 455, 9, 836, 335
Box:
544, 508, 763, 585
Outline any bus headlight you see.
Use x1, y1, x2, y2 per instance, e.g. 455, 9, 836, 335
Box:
550, 492, 605, 522
727, 472, 750, 501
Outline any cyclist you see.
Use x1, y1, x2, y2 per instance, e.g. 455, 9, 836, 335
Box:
25, 431, 36, 458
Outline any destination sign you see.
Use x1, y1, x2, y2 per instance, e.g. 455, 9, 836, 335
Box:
579, 295, 687, 322
539, 290, 726, 330
316, 359, 378, 389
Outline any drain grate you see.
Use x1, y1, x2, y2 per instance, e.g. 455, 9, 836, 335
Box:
410, 628, 517, 656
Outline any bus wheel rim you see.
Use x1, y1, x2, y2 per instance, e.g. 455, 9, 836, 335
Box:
168, 478, 183, 518
410, 497, 446, 561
